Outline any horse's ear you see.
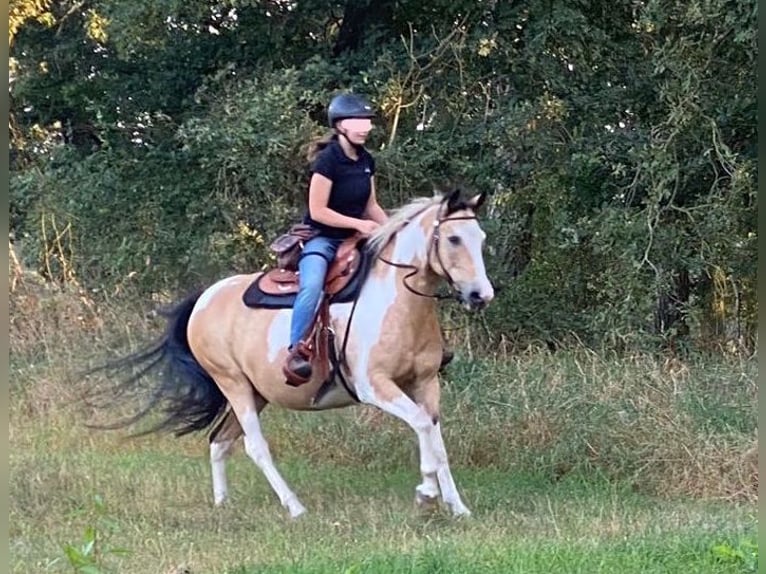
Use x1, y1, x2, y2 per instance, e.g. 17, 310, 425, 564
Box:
467, 191, 487, 212
445, 188, 462, 213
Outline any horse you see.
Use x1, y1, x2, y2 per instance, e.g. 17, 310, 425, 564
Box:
92, 189, 494, 519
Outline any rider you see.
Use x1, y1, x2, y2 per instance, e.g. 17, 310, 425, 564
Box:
283, 92, 455, 384
284, 92, 387, 383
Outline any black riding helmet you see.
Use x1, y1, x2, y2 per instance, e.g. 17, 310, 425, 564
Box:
327, 93, 375, 127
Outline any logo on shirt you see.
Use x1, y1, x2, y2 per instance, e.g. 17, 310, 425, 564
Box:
364, 167, 371, 174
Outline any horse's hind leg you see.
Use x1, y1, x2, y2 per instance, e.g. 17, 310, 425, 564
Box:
210, 409, 239, 506
213, 374, 307, 518
209, 404, 256, 506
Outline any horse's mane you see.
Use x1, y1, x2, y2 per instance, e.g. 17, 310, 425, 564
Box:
366, 194, 444, 258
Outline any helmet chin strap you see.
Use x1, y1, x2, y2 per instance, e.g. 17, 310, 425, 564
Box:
336, 127, 365, 153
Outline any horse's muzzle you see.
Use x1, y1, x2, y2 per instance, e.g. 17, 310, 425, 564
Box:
461, 287, 494, 311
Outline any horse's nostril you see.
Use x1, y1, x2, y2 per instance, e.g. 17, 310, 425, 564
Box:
470, 291, 483, 303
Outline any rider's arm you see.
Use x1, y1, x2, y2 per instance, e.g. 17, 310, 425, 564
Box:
364, 177, 388, 224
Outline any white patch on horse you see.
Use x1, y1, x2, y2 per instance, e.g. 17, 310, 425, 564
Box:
267, 309, 292, 362
192, 276, 241, 317
396, 212, 430, 264
461, 221, 494, 301
351, 212, 429, 401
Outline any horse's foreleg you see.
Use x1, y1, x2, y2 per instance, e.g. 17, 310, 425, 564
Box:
413, 433, 441, 508
412, 377, 470, 517
358, 375, 470, 517
406, 378, 469, 515
423, 421, 470, 516
216, 380, 307, 518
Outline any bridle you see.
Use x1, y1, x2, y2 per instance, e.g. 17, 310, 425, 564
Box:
378, 207, 479, 301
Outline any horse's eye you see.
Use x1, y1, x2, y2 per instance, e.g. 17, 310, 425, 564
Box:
448, 235, 461, 246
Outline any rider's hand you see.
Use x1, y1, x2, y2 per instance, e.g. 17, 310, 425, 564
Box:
356, 219, 380, 236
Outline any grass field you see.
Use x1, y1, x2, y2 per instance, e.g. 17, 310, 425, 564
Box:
9, 418, 758, 573
10, 354, 757, 574
9, 287, 758, 573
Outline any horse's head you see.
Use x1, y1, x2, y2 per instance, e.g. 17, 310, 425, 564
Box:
429, 189, 494, 310
367, 190, 495, 310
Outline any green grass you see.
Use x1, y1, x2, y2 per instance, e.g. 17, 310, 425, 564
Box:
9, 290, 758, 573
10, 404, 757, 574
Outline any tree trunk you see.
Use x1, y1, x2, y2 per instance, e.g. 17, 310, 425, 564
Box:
654, 267, 690, 344
333, 0, 395, 56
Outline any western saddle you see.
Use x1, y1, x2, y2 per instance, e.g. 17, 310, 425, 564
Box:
242, 235, 367, 387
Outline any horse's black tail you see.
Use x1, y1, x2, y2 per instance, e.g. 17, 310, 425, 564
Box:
86, 291, 227, 437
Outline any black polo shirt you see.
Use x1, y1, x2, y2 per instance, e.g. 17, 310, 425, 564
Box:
303, 137, 376, 239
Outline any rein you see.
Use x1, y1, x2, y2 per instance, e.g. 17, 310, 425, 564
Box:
378, 213, 478, 301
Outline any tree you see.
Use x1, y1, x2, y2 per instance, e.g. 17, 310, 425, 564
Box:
9, 0, 757, 352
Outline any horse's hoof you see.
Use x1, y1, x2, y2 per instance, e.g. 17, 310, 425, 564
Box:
415, 493, 439, 508
286, 499, 307, 519
450, 504, 472, 517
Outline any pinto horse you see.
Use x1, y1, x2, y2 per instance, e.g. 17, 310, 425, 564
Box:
94, 190, 494, 518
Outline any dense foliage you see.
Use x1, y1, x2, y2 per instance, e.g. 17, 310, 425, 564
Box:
9, 0, 757, 352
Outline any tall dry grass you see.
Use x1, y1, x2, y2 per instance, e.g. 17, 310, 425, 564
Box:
9, 268, 758, 503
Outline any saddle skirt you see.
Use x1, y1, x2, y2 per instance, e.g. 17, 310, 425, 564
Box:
243, 237, 372, 309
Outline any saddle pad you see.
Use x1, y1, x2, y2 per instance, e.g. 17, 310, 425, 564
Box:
242, 248, 375, 309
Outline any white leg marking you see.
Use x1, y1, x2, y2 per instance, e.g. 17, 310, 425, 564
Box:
358, 393, 470, 517
210, 440, 234, 506
429, 423, 470, 516
415, 430, 440, 505
240, 409, 307, 518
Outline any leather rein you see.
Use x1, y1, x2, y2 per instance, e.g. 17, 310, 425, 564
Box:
378, 211, 479, 301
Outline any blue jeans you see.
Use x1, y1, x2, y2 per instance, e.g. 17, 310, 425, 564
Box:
290, 235, 343, 347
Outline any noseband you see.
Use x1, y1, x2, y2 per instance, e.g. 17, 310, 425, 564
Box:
379, 209, 478, 301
